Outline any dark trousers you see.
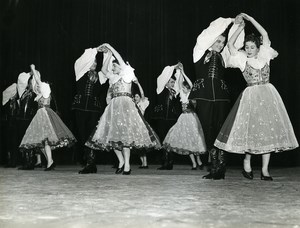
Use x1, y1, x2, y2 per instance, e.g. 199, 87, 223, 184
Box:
152, 118, 176, 166
195, 100, 230, 151
195, 100, 230, 175
2, 117, 19, 166
17, 118, 35, 167
74, 110, 101, 165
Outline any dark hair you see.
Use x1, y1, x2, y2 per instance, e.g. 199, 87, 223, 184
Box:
219, 23, 233, 47
27, 75, 33, 83
220, 31, 228, 45
26, 75, 33, 90
134, 92, 141, 97
182, 81, 191, 90
112, 59, 119, 64
244, 34, 261, 48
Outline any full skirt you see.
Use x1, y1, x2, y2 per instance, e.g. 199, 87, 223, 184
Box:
19, 107, 76, 150
85, 96, 161, 151
163, 112, 206, 155
214, 83, 298, 154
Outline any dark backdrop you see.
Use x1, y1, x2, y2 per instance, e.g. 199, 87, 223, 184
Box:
1, 0, 300, 166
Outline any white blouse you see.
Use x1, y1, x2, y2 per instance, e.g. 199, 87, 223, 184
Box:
228, 43, 278, 72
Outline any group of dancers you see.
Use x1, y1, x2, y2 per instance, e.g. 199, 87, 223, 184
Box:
2, 13, 298, 180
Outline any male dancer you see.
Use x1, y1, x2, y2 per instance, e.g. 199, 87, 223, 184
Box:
152, 64, 182, 170
17, 72, 39, 170
189, 17, 244, 179
73, 47, 107, 174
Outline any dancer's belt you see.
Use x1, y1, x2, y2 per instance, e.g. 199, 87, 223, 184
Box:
182, 109, 194, 113
112, 92, 132, 99
38, 104, 50, 109
247, 81, 269, 86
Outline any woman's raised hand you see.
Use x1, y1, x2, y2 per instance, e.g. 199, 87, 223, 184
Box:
240, 13, 252, 21
176, 62, 183, 70
30, 64, 35, 70
234, 14, 244, 24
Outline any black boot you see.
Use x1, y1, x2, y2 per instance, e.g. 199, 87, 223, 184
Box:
157, 151, 173, 170
78, 149, 97, 174
202, 148, 218, 179
18, 150, 35, 170
166, 151, 174, 170
213, 149, 226, 180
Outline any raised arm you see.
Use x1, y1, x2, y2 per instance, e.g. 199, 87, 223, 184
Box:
176, 67, 184, 92
241, 13, 270, 45
228, 16, 245, 54
99, 43, 126, 67
133, 78, 145, 99
30, 64, 41, 85
100, 50, 113, 75
176, 62, 192, 91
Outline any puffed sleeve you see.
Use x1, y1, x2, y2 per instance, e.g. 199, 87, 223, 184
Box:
121, 63, 137, 83
258, 43, 278, 64
17, 72, 31, 98
140, 97, 150, 111
221, 23, 245, 68
74, 48, 98, 81
227, 50, 248, 72
2, 83, 17, 106
193, 17, 233, 63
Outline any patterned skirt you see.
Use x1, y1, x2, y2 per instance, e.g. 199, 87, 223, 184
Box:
19, 107, 76, 150
85, 95, 161, 151
214, 83, 298, 154
163, 112, 206, 155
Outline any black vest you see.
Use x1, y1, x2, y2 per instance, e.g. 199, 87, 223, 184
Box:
72, 71, 106, 113
17, 90, 37, 120
152, 87, 181, 121
189, 50, 230, 102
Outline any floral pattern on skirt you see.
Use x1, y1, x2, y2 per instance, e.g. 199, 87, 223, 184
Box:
214, 83, 298, 154
163, 112, 206, 155
85, 96, 161, 151
19, 107, 76, 150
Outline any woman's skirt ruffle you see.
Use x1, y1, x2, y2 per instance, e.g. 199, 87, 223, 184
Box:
19, 108, 76, 150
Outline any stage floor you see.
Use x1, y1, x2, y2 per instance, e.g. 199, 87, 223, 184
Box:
0, 165, 299, 228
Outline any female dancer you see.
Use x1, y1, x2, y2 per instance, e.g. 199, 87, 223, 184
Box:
19, 64, 76, 171
85, 43, 161, 175
214, 13, 298, 180
163, 63, 206, 169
